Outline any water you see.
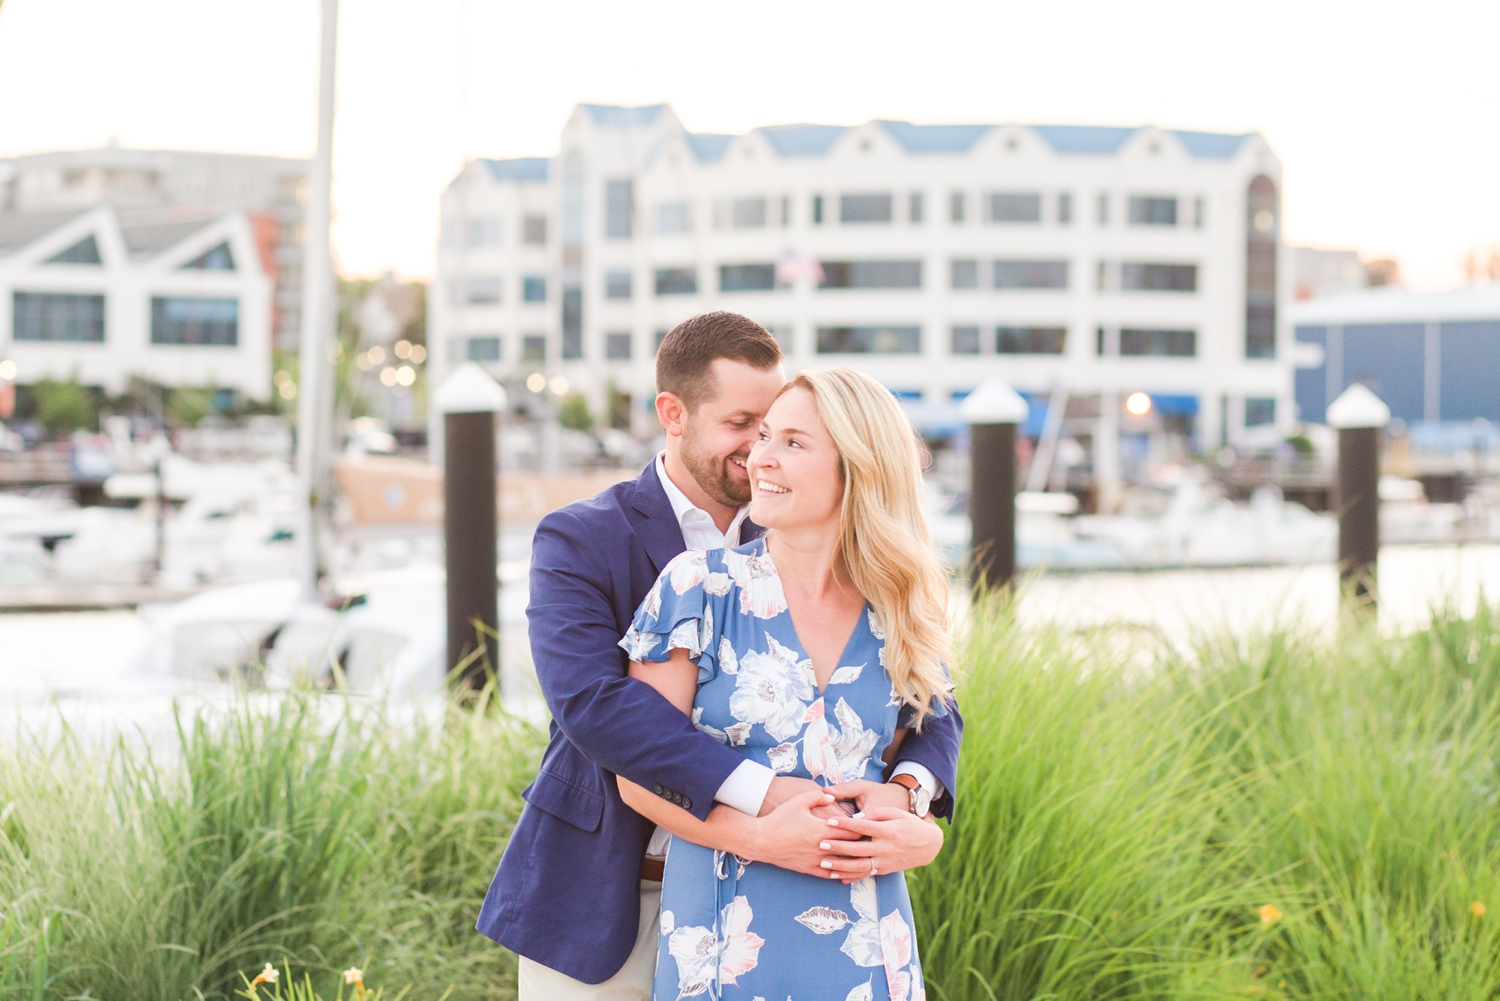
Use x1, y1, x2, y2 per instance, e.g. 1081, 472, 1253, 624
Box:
2, 543, 1497, 723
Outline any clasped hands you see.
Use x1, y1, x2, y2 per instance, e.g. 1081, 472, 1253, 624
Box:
748, 776, 943, 885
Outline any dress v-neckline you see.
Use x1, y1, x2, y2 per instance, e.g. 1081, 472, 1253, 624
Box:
759, 545, 868, 696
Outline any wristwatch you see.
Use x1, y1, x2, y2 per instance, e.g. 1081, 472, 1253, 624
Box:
890, 774, 931, 819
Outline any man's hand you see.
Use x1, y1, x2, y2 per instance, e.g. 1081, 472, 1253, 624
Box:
762, 775, 849, 822
743, 788, 861, 876
826, 779, 911, 816
817, 807, 944, 884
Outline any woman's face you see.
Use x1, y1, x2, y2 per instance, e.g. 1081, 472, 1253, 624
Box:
747, 386, 844, 533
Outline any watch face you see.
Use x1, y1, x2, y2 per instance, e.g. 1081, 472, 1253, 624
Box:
911, 786, 931, 817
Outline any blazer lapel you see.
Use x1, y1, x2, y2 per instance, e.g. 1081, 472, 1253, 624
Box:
739, 517, 765, 545
629, 461, 688, 576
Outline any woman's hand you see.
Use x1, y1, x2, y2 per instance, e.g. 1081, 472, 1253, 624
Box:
816, 808, 945, 884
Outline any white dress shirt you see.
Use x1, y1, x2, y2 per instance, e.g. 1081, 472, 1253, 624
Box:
645, 454, 940, 855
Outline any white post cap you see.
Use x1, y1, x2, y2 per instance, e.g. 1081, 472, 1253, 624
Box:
434, 361, 507, 414
960, 379, 1030, 425
1326, 383, 1390, 430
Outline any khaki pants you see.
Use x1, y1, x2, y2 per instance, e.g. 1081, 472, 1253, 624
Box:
518, 880, 661, 1001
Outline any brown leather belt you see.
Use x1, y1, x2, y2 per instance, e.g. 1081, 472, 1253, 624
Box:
640, 856, 665, 882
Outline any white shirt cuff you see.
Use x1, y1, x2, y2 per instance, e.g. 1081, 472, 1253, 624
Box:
714, 759, 776, 816
891, 761, 944, 801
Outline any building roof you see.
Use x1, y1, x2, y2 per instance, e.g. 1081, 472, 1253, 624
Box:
878, 121, 992, 154
580, 103, 670, 128
756, 123, 849, 157
481, 157, 549, 183
1290, 284, 1500, 325
1169, 130, 1251, 159
1029, 125, 1136, 155
0, 210, 83, 255
684, 133, 735, 162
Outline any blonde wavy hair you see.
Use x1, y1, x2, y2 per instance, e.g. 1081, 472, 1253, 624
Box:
776, 368, 954, 725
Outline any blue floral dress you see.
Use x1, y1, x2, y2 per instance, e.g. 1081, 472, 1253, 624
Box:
619, 539, 940, 1001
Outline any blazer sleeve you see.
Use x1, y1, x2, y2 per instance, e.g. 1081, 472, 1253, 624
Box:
891, 697, 964, 822
527, 509, 745, 822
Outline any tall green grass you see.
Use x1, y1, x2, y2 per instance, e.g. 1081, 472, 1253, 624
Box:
0, 694, 540, 1000
911, 593, 1500, 1000
1, 600, 1498, 999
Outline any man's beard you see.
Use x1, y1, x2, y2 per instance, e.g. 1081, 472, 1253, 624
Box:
680, 429, 750, 508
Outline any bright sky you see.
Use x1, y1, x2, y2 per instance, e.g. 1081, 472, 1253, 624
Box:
1, 0, 1496, 289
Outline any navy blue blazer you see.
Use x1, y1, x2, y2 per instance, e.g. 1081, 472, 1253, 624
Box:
475, 461, 963, 984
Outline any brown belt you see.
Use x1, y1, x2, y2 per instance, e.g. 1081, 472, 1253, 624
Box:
640, 856, 665, 882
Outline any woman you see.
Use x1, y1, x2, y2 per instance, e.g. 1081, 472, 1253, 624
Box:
616, 368, 954, 1001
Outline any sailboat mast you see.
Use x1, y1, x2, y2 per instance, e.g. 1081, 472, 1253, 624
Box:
295, 0, 339, 600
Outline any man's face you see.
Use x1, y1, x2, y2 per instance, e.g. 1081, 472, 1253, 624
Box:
679, 358, 787, 508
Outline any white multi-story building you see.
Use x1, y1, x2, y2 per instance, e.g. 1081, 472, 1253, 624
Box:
431, 103, 1291, 448
1, 145, 307, 349
0, 203, 273, 399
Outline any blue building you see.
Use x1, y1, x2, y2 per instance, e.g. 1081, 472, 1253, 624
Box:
1290, 286, 1500, 426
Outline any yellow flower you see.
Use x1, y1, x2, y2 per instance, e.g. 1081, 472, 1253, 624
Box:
1471, 900, 1487, 918
1258, 904, 1283, 926
250, 963, 279, 986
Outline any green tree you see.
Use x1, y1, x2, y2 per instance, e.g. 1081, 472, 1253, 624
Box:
32, 377, 97, 434
557, 393, 593, 431
168, 388, 215, 427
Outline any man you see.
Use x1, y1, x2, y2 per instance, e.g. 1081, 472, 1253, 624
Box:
476, 311, 963, 999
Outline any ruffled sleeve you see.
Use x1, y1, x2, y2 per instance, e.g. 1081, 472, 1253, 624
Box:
618, 548, 733, 684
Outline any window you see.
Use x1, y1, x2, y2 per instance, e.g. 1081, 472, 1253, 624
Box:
604, 331, 632, 361
1096, 192, 1109, 225
151, 297, 238, 346
655, 268, 698, 295
522, 215, 547, 245
997, 326, 1067, 354
465, 217, 500, 247
46, 235, 102, 265
1245, 397, 1276, 427
466, 276, 502, 304
654, 329, 669, 351
818, 260, 922, 289
605, 179, 633, 239
562, 287, 582, 359
1193, 197, 1204, 228
951, 326, 980, 354
1096, 260, 1109, 291
1246, 176, 1278, 359
732, 197, 767, 229
811, 195, 824, 225
1128, 196, 1178, 226
182, 241, 234, 270
994, 260, 1069, 289
780, 195, 791, 227
909, 192, 924, 224
521, 334, 546, 362
950, 259, 979, 289
766, 324, 793, 354
467, 336, 501, 362
949, 191, 965, 223
1121, 263, 1197, 292
720, 263, 776, 292
840, 193, 893, 223
13, 291, 105, 342
989, 192, 1041, 222
604, 269, 632, 300
656, 202, 691, 234
1120, 327, 1196, 357
522, 275, 546, 303
1057, 193, 1072, 225
816, 326, 921, 354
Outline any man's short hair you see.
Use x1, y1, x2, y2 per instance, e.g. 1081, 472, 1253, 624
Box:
655, 311, 782, 410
